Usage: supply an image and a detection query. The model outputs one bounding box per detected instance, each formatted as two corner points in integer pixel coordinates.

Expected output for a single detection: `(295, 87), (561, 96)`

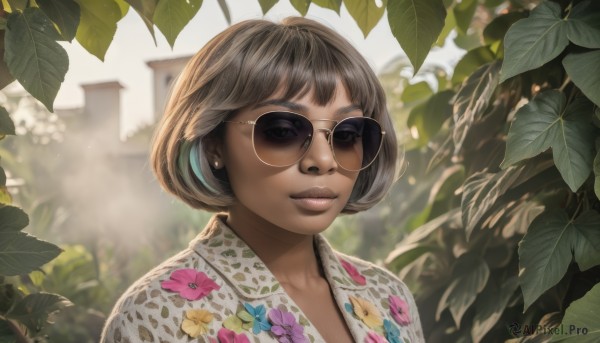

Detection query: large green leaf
(566, 0), (600, 49)
(0, 206), (28, 232)
(388, 0), (446, 73)
(153, 0), (202, 48)
(344, 0), (386, 37)
(501, 91), (596, 192)
(435, 8), (455, 47)
(5, 292), (72, 333)
(551, 283), (600, 342)
(0, 107), (15, 137)
(451, 46), (495, 85)
(258, 0), (279, 14)
(452, 61), (501, 155)
(436, 253), (489, 327)
(471, 277), (519, 343)
(563, 50), (600, 107)
(0, 31), (15, 90)
(401, 81), (433, 105)
(500, 1), (568, 82)
(75, 0), (123, 61)
(290, 0), (311, 15)
(408, 89), (453, 145)
(125, 0), (157, 43)
(4, 8), (68, 112)
(483, 10), (528, 45)
(313, 0), (341, 13)
(519, 210), (600, 311)
(0, 231), (62, 276)
(595, 139), (600, 201)
(453, 0), (476, 34)
(36, 0), (80, 42)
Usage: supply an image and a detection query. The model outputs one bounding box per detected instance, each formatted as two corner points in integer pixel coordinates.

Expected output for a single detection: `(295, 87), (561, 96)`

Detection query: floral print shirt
(101, 214), (424, 343)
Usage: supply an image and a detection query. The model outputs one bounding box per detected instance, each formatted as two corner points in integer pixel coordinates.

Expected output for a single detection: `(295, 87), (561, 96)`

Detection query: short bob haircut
(150, 17), (399, 214)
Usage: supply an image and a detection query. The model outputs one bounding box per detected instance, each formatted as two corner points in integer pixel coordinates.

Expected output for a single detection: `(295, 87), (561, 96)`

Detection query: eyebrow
(252, 99), (363, 117)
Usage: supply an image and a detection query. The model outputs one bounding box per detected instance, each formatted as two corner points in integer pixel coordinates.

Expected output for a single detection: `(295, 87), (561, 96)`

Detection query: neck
(225, 206), (322, 287)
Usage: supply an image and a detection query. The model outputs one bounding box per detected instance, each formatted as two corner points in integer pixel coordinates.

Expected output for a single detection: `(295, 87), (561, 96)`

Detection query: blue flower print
(243, 303), (272, 334)
(384, 319), (403, 343)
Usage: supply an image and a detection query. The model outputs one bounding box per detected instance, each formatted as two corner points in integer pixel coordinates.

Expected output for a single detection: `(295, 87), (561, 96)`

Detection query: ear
(203, 133), (225, 169)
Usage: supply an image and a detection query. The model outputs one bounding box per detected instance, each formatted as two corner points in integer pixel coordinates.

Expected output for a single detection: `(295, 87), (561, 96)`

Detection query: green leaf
(401, 81), (433, 105)
(313, 0), (341, 13)
(344, 0), (386, 37)
(114, 0), (131, 16)
(500, 1), (568, 82)
(6, 0), (26, 11)
(6, 292), (72, 333)
(0, 107), (15, 136)
(4, 8), (68, 112)
(453, 0), (476, 34)
(0, 206), (28, 232)
(550, 283), (600, 342)
(566, 0), (600, 49)
(125, 0), (157, 43)
(0, 166), (5, 186)
(237, 310), (253, 322)
(594, 139), (600, 201)
(216, 0), (231, 24)
(153, 0), (202, 49)
(452, 61), (501, 155)
(501, 91), (596, 192)
(571, 210), (600, 271)
(451, 46), (496, 85)
(258, 0), (278, 14)
(388, 0), (446, 73)
(0, 31), (15, 90)
(385, 242), (436, 272)
(436, 253), (489, 327)
(0, 319), (16, 343)
(290, 0), (311, 15)
(408, 89), (453, 144)
(0, 231), (62, 276)
(483, 10), (528, 45)
(75, 0), (122, 61)
(563, 50), (600, 107)
(36, 0), (80, 42)
(223, 315), (244, 333)
(435, 8), (455, 46)
(471, 277), (519, 343)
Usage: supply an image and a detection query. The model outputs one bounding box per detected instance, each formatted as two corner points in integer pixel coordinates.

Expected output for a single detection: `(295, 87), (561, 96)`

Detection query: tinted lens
(252, 112), (313, 166)
(332, 117), (382, 171)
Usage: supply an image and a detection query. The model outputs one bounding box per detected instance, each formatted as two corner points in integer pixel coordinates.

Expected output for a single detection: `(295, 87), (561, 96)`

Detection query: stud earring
(214, 161), (220, 168)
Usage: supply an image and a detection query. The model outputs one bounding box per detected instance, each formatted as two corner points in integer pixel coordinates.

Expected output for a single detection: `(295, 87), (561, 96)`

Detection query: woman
(101, 17), (424, 343)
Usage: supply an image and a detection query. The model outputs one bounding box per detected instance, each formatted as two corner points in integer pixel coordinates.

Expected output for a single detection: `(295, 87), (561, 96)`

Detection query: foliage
(384, 0), (600, 342)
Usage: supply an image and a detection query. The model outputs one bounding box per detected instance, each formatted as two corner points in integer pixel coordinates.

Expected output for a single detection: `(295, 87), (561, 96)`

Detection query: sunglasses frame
(224, 111), (386, 171)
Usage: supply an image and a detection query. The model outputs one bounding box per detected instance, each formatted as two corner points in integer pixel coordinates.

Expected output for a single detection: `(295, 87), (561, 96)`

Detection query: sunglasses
(224, 111), (385, 171)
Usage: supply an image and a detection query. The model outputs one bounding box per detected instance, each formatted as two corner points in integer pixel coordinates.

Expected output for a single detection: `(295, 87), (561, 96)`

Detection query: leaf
(75, 0), (122, 61)
(483, 10), (528, 45)
(500, 1), (568, 82)
(388, 0), (446, 73)
(0, 166), (5, 186)
(563, 50), (600, 107)
(453, 0), (476, 34)
(153, 0), (202, 48)
(258, 0), (278, 14)
(313, 0), (341, 13)
(0, 107), (15, 136)
(385, 242), (437, 272)
(223, 315), (244, 333)
(401, 81), (433, 105)
(216, 0), (230, 24)
(518, 209), (600, 311)
(408, 89), (453, 144)
(435, 8), (455, 46)
(6, 292), (72, 333)
(0, 30), (15, 90)
(471, 277), (519, 343)
(125, 0), (157, 43)
(0, 231), (62, 276)
(4, 8), (68, 112)
(36, 0), (81, 41)
(0, 206), (28, 232)
(6, 0), (26, 11)
(501, 91), (596, 192)
(595, 139), (600, 201)
(452, 61), (501, 155)
(451, 46), (496, 85)
(566, 0), (600, 49)
(344, 0), (386, 37)
(114, 0), (131, 16)
(550, 283), (600, 342)
(436, 253), (489, 327)
(290, 0), (311, 15)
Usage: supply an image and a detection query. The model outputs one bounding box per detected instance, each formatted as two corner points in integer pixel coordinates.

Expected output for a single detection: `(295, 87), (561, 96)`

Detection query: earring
(214, 161), (220, 168)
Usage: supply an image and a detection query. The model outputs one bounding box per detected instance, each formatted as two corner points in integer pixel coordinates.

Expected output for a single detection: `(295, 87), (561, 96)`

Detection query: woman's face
(220, 84), (361, 236)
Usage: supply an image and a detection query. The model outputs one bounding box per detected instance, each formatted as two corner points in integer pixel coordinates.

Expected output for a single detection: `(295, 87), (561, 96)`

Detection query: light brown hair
(150, 17), (399, 213)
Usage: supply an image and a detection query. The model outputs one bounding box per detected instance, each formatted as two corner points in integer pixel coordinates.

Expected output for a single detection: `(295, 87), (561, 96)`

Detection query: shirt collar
(190, 214), (367, 300)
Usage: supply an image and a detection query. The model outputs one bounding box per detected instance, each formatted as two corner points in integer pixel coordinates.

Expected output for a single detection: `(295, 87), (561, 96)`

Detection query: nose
(299, 128), (337, 174)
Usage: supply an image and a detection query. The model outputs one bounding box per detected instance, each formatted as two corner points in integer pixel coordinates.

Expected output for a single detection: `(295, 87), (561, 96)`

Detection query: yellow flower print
(349, 296), (383, 329)
(181, 309), (214, 338)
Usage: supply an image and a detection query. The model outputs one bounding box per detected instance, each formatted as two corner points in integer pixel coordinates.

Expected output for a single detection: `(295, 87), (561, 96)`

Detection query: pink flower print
(389, 295), (411, 326)
(217, 328), (251, 343)
(268, 308), (308, 343)
(340, 259), (367, 285)
(365, 331), (387, 343)
(161, 268), (220, 301)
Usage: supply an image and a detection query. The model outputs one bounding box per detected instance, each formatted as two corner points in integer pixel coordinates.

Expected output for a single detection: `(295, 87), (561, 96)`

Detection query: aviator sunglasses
(224, 111), (385, 171)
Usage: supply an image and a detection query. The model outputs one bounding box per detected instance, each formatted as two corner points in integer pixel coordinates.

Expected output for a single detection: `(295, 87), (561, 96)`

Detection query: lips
(290, 187), (337, 199)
